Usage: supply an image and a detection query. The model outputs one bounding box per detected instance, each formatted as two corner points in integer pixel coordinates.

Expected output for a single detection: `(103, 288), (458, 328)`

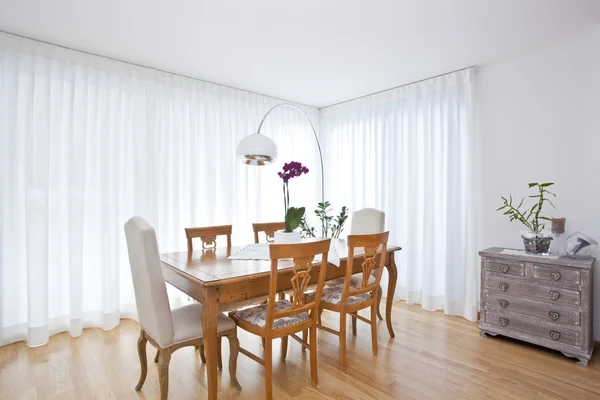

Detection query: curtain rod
(0, 29), (317, 110)
(320, 66), (474, 109)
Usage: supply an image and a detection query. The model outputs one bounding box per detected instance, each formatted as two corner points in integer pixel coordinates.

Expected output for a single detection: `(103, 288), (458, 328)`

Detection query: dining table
(160, 239), (401, 400)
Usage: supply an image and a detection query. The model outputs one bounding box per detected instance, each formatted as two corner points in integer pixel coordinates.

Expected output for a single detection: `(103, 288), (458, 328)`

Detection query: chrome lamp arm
(256, 103), (325, 204)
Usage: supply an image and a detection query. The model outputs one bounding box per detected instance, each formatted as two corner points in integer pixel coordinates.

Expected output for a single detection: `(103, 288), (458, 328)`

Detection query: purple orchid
(278, 161), (309, 232)
(278, 161), (309, 183)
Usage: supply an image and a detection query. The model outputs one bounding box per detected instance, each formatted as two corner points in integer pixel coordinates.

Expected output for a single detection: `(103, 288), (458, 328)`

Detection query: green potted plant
(274, 161), (308, 244)
(299, 201), (349, 238)
(497, 182), (556, 254)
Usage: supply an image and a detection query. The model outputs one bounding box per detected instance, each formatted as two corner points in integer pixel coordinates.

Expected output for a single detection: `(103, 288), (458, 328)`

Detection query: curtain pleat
(0, 33), (320, 346)
(320, 69), (477, 321)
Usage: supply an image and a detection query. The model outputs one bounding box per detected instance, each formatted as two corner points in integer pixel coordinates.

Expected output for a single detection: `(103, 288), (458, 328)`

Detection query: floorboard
(1, 302), (599, 399)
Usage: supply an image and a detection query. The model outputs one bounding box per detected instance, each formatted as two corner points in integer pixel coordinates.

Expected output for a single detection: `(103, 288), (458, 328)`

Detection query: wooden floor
(2, 302), (600, 400)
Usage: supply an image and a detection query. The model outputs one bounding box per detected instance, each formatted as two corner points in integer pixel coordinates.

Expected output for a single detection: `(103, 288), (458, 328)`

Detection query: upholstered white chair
(327, 208), (386, 325)
(124, 216), (241, 400)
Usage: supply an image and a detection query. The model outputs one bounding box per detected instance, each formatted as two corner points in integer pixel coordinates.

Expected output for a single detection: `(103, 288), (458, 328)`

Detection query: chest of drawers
(479, 247), (595, 366)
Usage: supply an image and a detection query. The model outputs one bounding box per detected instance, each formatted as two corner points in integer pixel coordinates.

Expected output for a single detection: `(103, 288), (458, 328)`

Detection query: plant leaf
(285, 207), (306, 231)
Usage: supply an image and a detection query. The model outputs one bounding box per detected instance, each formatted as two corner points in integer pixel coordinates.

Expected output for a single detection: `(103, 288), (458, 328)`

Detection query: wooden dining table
(160, 239), (401, 400)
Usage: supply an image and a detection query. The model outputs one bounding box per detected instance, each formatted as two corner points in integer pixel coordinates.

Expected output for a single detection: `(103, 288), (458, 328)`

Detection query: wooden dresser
(479, 247), (595, 366)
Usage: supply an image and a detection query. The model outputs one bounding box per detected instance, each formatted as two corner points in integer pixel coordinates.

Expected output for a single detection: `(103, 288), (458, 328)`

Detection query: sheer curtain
(0, 33), (321, 346)
(320, 69), (477, 321)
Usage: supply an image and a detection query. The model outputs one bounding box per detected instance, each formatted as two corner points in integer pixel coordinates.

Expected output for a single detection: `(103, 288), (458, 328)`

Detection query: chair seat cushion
(171, 303), (235, 345)
(327, 271), (376, 288)
(309, 284), (372, 305)
(229, 300), (309, 330)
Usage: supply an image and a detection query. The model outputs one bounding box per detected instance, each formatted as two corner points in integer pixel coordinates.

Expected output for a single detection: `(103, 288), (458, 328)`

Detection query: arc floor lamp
(235, 103), (325, 203)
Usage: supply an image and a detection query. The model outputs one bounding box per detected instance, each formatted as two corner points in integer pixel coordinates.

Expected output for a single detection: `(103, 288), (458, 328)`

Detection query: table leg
(202, 287), (219, 400)
(384, 252), (397, 338)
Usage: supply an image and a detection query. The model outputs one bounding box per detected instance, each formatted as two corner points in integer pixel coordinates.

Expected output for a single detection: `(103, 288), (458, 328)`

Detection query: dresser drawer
(485, 311), (581, 347)
(529, 263), (581, 287)
(485, 275), (581, 307)
(483, 258), (525, 278)
(484, 293), (581, 327)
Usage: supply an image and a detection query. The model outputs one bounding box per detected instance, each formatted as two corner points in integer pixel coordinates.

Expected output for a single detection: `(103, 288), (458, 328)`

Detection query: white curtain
(0, 33), (321, 347)
(320, 69), (478, 321)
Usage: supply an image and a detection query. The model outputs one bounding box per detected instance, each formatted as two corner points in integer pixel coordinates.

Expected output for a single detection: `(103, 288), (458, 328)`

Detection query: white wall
(477, 25), (600, 338)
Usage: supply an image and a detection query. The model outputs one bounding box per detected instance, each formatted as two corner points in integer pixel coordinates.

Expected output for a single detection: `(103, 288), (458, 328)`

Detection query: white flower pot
(274, 230), (301, 244)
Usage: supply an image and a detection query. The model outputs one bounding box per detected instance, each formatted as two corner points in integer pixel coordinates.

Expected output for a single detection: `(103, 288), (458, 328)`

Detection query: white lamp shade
(236, 133), (278, 165)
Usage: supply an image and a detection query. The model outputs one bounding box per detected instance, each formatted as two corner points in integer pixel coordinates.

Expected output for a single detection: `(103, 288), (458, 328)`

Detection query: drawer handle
(499, 299), (508, 308)
(549, 291), (560, 300)
(549, 311), (560, 321)
(499, 318), (508, 327)
(500, 265), (509, 273)
(499, 283), (508, 292)
(550, 272), (561, 281)
(550, 331), (560, 340)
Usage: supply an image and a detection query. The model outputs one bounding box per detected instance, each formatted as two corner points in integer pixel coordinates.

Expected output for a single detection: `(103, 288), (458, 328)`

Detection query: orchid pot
(274, 230), (302, 244)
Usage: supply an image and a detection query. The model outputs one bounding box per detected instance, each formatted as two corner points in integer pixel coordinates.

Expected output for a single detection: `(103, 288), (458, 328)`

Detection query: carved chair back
(185, 225), (232, 252)
(267, 239), (331, 333)
(252, 222), (285, 244)
(343, 232), (389, 301)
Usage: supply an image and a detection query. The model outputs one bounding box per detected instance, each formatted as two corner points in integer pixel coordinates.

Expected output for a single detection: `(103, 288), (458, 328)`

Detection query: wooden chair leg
(309, 325), (318, 386)
(154, 349), (159, 363)
(135, 330), (148, 391)
(262, 337), (266, 349)
(226, 333), (242, 391)
(278, 292), (285, 301)
(158, 348), (171, 400)
(376, 286), (383, 321)
(371, 304), (378, 355)
(265, 338), (273, 400)
(199, 344), (206, 363)
(217, 337), (223, 370)
(318, 307), (324, 325)
(351, 315), (357, 336)
(302, 329), (308, 352)
(281, 336), (288, 361)
(339, 312), (347, 371)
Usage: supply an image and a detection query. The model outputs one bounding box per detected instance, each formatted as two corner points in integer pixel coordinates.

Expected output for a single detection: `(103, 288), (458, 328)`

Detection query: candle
(551, 217), (566, 234)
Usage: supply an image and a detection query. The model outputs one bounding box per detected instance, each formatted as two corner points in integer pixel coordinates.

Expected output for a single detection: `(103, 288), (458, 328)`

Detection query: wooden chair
(254, 221), (293, 303)
(253, 222), (285, 243)
(310, 231), (389, 371)
(327, 208), (385, 322)
(184, 224), (234, 369)
(185, 224), (232, 252)
(124, 217), (240, 400)
(229, 239), (331, 400)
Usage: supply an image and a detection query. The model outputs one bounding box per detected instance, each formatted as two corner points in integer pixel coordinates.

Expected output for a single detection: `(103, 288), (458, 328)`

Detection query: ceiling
(1, 0), (599, 108)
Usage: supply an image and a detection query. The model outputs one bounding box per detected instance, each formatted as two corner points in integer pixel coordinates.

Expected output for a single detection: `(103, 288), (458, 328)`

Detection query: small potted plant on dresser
(497, 182), (556, 254)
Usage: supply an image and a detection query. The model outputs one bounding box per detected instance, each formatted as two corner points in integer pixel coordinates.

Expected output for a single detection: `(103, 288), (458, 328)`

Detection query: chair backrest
(350, 208), (385, 234)
(253, 222), (286, 243)
(267, 239), (331, 333)
(185, 225), (232, 252)
(343, 232), (389, 301)
(124, 217), (174, 347)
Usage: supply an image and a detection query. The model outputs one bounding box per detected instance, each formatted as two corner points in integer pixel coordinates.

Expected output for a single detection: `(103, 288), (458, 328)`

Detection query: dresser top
(479, 247), (595, 269)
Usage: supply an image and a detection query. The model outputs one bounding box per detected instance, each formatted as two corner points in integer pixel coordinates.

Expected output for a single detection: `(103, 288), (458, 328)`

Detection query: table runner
(228, 242), (341, 267)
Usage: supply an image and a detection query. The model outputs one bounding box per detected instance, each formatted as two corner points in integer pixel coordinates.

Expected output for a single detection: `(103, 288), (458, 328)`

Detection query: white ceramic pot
(274, 230), (302, 244)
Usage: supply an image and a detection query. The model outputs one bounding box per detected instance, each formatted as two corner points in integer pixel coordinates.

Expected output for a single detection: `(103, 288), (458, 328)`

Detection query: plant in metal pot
(497, 182), (556, 254)
(300, 201), (349, 238)
(278, 161), (309, 239)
